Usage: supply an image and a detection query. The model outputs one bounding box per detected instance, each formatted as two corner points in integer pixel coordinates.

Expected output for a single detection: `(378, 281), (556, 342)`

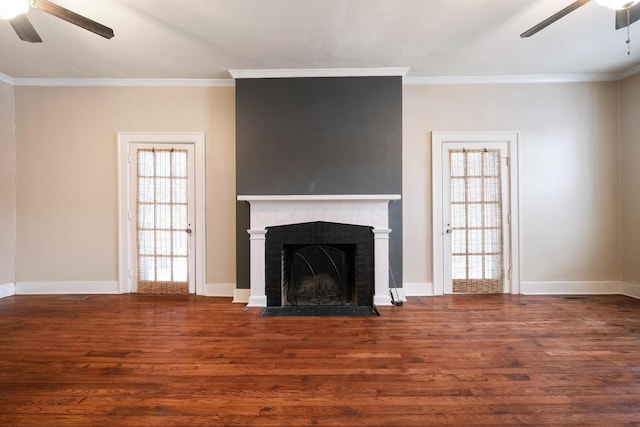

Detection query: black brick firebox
(264, 221), (374, 307)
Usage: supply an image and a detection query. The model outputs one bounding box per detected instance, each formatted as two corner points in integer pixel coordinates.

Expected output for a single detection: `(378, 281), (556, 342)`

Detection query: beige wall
(620, 73), (640, 285)
(403, 82), (621, 286)
(14, 86), (236, 285)
(0, 81), (15, 285)
(11, 80), (626, 291)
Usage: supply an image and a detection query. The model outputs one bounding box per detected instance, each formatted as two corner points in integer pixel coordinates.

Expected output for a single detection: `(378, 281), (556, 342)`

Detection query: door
(130, 143), (195, 294)
(443, 142), (509, 293)
(432, 132), (519, 295)
(117, 132), (206, 295)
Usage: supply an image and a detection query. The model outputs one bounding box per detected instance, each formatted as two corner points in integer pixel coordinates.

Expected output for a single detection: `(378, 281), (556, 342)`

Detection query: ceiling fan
(0, 0), (114, 43)
(521, 0), (640, 38)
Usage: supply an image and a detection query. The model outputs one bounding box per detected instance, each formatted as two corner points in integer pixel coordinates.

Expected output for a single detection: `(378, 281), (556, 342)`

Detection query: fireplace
(284, 244), (355, 306)
(237, 194), (401, 307)
(265, 221), (373, 307)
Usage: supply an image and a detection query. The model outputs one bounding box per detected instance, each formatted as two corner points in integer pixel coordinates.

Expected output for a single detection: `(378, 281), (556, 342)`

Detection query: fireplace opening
(264, 221), (374, 308)
(283, 244), (356, 306)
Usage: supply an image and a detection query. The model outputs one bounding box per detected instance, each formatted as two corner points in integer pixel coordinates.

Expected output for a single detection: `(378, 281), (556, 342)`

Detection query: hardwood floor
(1, 294), (640, 426)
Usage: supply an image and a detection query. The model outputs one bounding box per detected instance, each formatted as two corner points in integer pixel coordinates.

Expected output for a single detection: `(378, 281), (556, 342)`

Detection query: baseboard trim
(247, 295), (266, 307)
(203, 283), (236, 297)
(10, 280), (638, 301)
(401, 281), (639, 299)
(15, 281), (119, 295)
(404, 282), (434, 297)
(521, 281), (627, 296)
(389, 287), (407, 302)
(0, 282), (16, 298)
(619, 282), (640, 299)
(233, 288), (251, 303)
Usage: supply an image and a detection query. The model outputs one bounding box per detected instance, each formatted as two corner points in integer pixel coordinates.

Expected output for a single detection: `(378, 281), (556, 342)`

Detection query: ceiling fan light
(0, 0), (29, 20)
(596, 0), (640, 10)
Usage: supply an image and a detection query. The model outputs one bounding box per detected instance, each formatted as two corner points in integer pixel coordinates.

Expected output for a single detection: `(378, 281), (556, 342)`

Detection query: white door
(117, 132), (206, 295)
(432, 132), (519, 295)
(130, 143), (196, 294)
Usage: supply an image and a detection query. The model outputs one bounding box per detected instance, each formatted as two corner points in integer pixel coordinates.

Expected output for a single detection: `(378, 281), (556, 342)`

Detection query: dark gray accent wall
(236, 76), (402, 290)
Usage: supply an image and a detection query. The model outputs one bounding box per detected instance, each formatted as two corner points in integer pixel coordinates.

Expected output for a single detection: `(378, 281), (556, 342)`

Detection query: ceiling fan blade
(32, 0), (114, 39)
(615, 2), (640, 29)
(9, 15), (43, 43)
(520, 0), (591, 38)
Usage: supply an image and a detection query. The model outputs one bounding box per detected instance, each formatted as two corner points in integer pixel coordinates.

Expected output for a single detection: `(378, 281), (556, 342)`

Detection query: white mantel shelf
(238, 194), (401, 308)
(238, 194), (401, 202)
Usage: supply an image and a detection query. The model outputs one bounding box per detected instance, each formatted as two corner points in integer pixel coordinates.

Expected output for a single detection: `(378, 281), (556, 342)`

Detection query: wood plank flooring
(1, 294), (640, 426)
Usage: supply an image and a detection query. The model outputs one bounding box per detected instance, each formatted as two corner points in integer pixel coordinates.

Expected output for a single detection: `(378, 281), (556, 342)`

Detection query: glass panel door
(448, 148), (504, 293)
(442, 141), (510, 294)
(132, 145), (194, 294)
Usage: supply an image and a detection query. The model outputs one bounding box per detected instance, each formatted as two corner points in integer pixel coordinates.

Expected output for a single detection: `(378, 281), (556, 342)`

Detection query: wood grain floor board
(1, 294), (639, 426)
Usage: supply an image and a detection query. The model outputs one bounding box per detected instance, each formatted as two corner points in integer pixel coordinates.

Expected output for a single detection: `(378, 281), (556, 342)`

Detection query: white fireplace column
(247, 229), (267, 307)
(238, 194), (401, 307)
(372, 228), (392, 306)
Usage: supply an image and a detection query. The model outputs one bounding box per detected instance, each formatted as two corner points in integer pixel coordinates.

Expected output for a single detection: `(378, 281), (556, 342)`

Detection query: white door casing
(432, 132), (520, 296)
(117, 132), (206, 295)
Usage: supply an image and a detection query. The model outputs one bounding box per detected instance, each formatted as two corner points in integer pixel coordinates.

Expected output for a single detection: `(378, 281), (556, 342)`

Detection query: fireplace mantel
(238, 194), (401, 201)
(238, 194), (401, 307)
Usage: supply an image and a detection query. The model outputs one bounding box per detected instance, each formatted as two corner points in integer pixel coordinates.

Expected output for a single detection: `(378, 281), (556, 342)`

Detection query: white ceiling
(1, 0), (640, 81)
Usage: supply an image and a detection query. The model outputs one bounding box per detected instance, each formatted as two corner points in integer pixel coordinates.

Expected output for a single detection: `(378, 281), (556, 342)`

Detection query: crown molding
(1, 67), (637, 87)
(619, 62), (640, 80)
(0, 72), (15, 85)
(403, 72), (622, 85)
(228, 68), (410, 79)
(12, 78), (235, 87)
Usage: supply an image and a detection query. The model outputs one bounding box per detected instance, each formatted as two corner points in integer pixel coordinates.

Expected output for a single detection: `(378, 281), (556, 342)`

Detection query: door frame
(117, 132), (206, 295)
(432, 131), (520, 296)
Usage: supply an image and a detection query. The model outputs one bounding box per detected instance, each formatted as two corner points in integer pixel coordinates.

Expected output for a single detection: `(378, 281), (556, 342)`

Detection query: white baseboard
(233, 287), (410, 305)
(389, 286), (407, 302)
(246, 294), (266, 307)
(403, 282), (434, 297)
(619, 281), (640, 299)
(400, 281), (639, 299)
(0, 282), (16, 298)
(11, 280), (638, 301)
(232, 284), (428, 305)
(203, 283), (235, 297)
(521, 281), (627, 296)
(374, 293), (393, 306)
(15, 281), (119, 295)
(233, 288), (251, 303)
